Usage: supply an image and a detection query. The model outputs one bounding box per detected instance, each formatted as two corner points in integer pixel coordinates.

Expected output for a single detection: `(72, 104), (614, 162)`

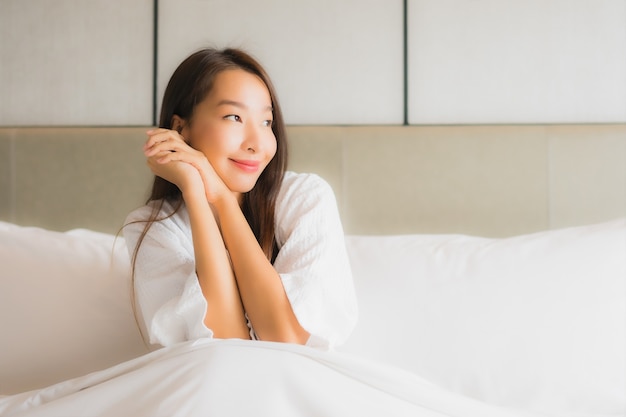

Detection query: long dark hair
(131, 48), (288, 274)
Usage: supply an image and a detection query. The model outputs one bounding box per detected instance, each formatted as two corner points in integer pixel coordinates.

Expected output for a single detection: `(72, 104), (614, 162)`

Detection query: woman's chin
(228, 180), (258, 196)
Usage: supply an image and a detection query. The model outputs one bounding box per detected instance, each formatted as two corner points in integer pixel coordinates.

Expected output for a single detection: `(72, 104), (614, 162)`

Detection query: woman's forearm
(213, 194), (310, 344)
(184, 190), (250, 339)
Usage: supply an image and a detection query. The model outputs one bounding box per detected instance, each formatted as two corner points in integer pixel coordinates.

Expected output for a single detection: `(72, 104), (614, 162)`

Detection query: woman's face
(182, 69), (277, 199)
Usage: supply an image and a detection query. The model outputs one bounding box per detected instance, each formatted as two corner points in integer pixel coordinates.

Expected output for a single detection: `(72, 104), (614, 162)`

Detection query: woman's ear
(170, 115), (188, 140)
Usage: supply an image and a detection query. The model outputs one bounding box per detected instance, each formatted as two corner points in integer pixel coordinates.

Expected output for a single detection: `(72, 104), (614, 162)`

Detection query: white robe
(123, 171), (358, 349)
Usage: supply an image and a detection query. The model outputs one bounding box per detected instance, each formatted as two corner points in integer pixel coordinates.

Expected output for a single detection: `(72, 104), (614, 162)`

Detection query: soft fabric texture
(0, 339), (538, 417)
(123, 171), (358, 349)
(0, 223), (149, 394)
(0, 218), (624, 416)
(341, 218), (626, 416)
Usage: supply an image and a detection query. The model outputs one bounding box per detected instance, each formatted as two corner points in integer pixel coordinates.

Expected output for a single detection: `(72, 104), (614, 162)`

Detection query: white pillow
(0, 222), (149, 394)
(2, 218), (624, 417)
(341, 219), (625, 416)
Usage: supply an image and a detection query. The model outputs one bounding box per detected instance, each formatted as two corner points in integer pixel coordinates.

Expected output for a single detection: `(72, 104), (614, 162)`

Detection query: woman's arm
(144, 129), (249, 339)
(184, 190), (250, 339)
(270, 173), (358, 348)
(213, 194), (310, 344)
(146, 128), (308, 343)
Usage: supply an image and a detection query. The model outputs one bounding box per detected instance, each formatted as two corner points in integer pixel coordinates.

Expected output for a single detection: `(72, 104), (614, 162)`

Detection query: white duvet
(0, 339), (539, 417)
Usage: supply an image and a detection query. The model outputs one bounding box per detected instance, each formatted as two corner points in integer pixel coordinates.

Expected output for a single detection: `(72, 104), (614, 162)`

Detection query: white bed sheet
(0, 339), (540, 417)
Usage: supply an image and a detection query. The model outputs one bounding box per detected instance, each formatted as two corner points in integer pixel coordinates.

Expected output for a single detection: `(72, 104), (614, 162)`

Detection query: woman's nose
(243, 124), (262, 153)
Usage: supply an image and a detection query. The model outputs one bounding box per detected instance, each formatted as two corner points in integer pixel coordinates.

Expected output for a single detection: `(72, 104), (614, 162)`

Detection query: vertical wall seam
(9, 129), (16, 223)
(340, 133), (347, 228)
(403, 0), (408, 126)
(546, 126), (552, 230)
(152, 0), (159, 126)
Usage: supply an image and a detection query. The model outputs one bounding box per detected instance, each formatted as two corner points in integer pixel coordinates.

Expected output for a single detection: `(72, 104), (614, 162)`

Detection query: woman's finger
(144, 129), (185, 151)
(144, 133), (178, 151)
(144, 137), (192, 157)
(155, 148), (204, 165)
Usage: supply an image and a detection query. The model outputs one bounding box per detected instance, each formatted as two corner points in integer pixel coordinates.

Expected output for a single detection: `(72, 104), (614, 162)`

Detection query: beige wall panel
(408, 0), (626, 124)
(5, 125), (624, 236)
(341, 126), (549, 236)
(0, 130), (15, 221)
(548, 125), (626, 229)
(0, 0), (153, 126)
(13, 128), (153, 233)
(286, 127), (344, 209)
(158, 0), (404, 125)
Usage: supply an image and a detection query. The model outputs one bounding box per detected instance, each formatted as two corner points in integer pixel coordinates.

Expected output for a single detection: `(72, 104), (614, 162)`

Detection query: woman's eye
(224, 114), (241, 122)
(262, 120), (273, 127)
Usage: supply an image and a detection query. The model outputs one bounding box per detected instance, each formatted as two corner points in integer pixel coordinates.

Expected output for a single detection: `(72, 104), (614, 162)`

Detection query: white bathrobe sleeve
(273, 172), (358, 349)
(123, 202), (213, 347)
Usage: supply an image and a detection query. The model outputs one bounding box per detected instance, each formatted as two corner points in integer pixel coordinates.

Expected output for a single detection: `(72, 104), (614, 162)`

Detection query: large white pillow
(0, 222), (149, 395)
(341, 218), (626, 416)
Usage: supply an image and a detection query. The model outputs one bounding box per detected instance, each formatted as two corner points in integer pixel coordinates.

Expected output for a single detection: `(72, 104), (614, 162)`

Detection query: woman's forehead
(207, 69), (272, 108)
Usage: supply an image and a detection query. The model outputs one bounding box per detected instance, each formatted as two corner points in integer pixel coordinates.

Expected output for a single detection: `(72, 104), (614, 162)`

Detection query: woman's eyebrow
(217, 99), (273, 112)
(217, 99), (245, 108)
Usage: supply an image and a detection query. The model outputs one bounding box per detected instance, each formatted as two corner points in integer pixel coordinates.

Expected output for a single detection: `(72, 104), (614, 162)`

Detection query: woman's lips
(231, 158), (261, 173)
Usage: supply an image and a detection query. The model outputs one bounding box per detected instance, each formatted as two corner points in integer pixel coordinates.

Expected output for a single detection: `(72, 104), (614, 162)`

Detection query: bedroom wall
(1, 0), (624, 126)
(0, 125), (624, 236)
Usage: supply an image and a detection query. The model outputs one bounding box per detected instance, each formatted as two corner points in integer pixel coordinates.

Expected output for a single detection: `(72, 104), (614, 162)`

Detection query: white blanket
(1, 339), (539, 417)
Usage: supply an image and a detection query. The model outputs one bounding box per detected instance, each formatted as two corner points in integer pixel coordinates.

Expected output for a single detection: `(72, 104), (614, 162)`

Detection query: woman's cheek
(267, 135), (278, 159)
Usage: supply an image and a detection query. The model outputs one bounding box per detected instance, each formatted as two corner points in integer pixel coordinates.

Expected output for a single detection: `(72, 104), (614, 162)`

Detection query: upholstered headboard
(1, 124), (624, 237)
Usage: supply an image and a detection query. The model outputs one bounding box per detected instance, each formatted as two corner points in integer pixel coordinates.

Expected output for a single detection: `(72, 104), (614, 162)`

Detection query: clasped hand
(143, 129), (230, 204)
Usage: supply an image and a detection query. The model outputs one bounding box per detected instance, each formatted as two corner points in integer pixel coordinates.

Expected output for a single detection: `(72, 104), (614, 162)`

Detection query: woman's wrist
(211, 191), (239, 214)
(180, 174), (207, 203)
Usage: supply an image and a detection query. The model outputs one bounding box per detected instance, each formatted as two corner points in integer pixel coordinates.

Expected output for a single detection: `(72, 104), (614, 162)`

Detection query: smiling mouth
(231, 159), (261, 172)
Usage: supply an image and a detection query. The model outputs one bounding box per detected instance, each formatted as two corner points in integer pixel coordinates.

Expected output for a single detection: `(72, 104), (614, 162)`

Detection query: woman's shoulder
(125, 199), (172, 222)
(275, 172), (338, 232)
(124, 199), (190, 234)
(279, 171), (334, 201)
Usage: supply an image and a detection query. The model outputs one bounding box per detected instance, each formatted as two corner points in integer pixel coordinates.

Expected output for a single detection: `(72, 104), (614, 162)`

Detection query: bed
(0, 125), (624, 416)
